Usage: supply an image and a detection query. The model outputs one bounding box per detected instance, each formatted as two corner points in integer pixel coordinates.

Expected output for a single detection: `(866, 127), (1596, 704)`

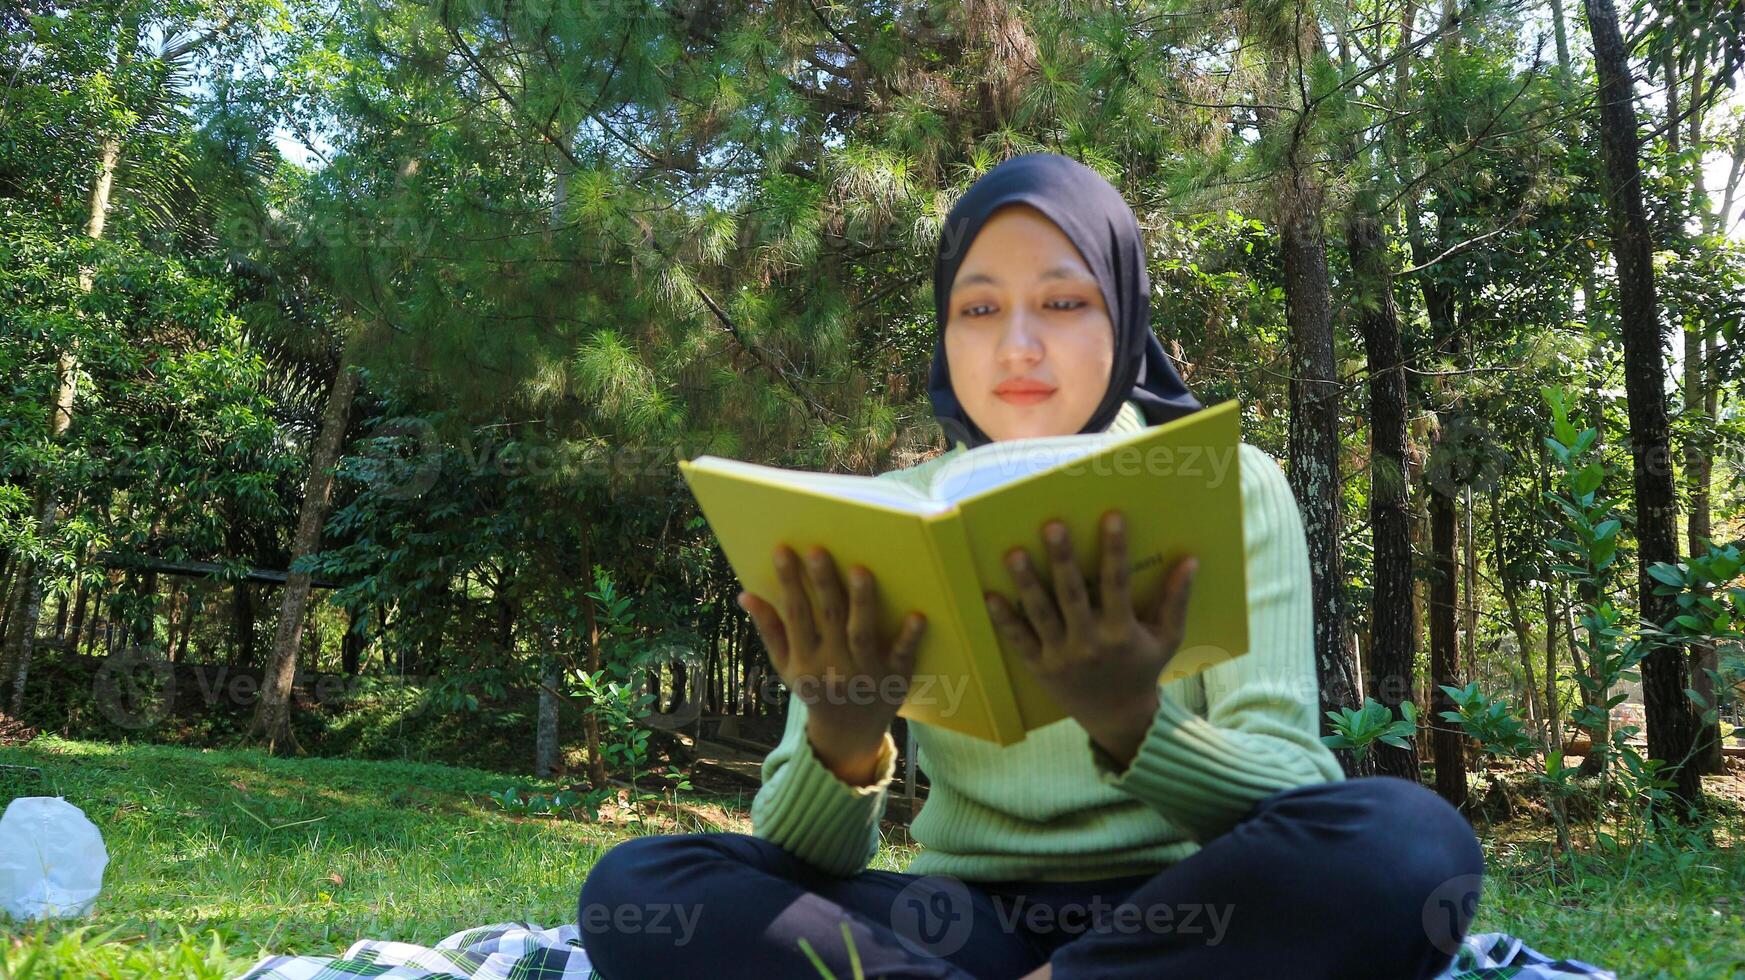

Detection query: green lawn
(0, 737), (754, 977)
(0, 737), (1741, 978)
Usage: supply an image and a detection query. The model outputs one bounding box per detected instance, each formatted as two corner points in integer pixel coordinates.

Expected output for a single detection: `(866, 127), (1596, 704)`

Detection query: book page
(926, 432), (1126, 504)
(682, 456), (949, 514)
(947, 399), (1248, 734)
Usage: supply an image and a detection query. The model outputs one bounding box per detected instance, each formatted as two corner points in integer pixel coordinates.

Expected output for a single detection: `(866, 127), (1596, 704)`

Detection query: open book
(678, 399), (1248, 746)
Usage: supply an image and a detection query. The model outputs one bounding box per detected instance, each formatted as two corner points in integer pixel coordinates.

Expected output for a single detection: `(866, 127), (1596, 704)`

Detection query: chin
(982, 408), (1077, 442)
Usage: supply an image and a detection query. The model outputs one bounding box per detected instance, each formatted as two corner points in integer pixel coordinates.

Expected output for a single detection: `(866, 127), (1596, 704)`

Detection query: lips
(994, 378), (1057, 404)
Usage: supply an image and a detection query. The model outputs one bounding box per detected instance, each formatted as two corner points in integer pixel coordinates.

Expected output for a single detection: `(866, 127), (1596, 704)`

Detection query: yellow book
(677, 398), (1248, 747)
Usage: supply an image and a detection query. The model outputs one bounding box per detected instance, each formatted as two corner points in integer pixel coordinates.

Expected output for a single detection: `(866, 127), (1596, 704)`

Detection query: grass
(0, 736), (764, 977)
(1, 737), (1742, 978)
(1475, 833), (1745, 977)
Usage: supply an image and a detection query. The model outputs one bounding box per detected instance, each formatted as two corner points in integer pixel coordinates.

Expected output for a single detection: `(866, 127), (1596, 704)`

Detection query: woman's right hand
(737, 544), (927, 784)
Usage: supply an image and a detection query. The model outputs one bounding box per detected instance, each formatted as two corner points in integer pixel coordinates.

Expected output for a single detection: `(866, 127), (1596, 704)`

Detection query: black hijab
(927, 152), (1201, 450)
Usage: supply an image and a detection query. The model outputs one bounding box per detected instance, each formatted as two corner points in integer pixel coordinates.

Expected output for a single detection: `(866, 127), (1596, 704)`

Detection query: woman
(578, 153), (1484, 979)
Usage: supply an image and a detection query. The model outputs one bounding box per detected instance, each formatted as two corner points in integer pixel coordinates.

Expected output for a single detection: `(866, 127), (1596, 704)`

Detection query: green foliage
(574, 565), (680, 781)
(1437, 683), (1536, 758)
(1321, 698), (1418, 753)
(1540, 384), (1644, 779)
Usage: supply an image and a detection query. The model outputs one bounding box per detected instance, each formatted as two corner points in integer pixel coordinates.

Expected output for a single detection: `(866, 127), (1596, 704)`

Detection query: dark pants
(577, 776), (1484, 979)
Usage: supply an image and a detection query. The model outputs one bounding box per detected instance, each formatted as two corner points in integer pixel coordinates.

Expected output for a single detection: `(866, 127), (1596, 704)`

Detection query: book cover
(678, 399), (1248, 746)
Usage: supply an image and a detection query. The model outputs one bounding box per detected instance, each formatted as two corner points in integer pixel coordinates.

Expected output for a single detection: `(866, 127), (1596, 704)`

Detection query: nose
(995, 307), (1043, 368)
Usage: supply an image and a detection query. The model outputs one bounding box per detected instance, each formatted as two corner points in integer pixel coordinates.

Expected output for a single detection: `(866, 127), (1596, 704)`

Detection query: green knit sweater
(748, 401), (1344, 882)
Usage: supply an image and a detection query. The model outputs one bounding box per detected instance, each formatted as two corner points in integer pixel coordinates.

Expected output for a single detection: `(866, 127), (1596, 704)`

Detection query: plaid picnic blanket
(235, 923), (1614, 979)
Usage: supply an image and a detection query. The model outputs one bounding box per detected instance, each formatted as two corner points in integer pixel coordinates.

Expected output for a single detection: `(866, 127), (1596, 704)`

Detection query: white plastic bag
(0, 796), (109, 920)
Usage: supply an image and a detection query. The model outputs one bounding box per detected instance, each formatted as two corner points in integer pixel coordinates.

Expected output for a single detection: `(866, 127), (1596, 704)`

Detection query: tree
(1349, 208), (1422, 780)
(1246, 0), (1363, 771)
(0, 0), (284, 714)
(250, 347), (359, 754)
(1582, 0), (1702, 809)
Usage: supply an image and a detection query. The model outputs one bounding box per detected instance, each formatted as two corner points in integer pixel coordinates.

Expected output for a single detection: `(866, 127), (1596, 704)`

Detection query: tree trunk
(303, 602), (322, 674)
(1489, 485), (1541, 740)
(1349, 210), (1421, 781)
(1277, 169), (1361, 774)
(1541, 581), (1563, 753)
(575, 541), (608, 788)
(1583, 0), (1701, 809)
(341, 609), (364, 676)
(1680, 60), (1722, 776)
(581, 600), (607, 785)
(231, 581), (256, 666)
(51, 593), (69, 641)
(66, 578), (89, 654)
(1429, 485), (1467, 810)
(171, 585), (194, 662)
(1462, 487), (1478, 706)
(670, 660), (688, 714)
(1690, 328), (1722, 774)
(0, 558), (14, 642)
(1566, 557), (1613, 776)
(251, 354), (360, 754)
(536, 638), (561, 779)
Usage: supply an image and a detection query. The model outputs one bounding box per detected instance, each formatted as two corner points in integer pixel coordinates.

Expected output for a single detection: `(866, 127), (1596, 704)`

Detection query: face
(944, 203), (1116, 442)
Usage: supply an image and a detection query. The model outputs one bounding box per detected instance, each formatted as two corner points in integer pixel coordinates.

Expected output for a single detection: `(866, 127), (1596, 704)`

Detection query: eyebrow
(952, 264), (1094, 291)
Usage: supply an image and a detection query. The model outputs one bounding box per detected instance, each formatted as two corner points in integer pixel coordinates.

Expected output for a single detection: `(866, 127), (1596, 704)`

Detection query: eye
(958, 297), (1087, 318)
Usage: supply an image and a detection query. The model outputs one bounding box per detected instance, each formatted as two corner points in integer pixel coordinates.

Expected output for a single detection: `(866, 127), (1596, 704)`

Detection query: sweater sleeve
(1086, 442), (1345, 842)
(744, 452), (933, 876)
(750, 692), (899, 877)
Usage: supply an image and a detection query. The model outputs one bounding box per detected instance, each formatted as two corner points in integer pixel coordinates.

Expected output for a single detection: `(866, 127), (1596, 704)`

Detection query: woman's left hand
(985, 510), (1197, 755)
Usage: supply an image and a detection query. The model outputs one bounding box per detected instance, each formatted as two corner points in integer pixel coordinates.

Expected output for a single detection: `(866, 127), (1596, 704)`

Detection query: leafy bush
(1321, 698), (1417, 754)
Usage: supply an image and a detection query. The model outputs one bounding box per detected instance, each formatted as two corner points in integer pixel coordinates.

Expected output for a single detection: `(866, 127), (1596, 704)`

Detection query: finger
(888, 611), (927, 689)
(1098, 511), (1132, 636)
(804, 546), (850, 651)
(844, 564), (879, 662)
(738, 591), (789, 673)
(1153, 557), (1198, 652)
(984, 593), (1041, 665)
(773, 545), (819, 656)
(1006, 547), (1065, 647)
(1043, 521), (1094, 640)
